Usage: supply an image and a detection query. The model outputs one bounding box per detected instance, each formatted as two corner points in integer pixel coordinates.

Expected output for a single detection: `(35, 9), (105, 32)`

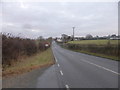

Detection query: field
(64, 40), (119, 61)
(68, 40), (119, 45)
(3, 48), (55, 77)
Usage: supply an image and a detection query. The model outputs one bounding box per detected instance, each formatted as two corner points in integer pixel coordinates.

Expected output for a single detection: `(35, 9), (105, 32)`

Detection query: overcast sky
(1, 1), (118, 38)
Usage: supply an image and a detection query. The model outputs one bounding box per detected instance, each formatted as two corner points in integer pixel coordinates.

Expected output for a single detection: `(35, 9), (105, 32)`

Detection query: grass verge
(3, 48), (55, 77)
(72, 49), (119, 61)
(60, 44), (119, 61)
(65, 40), (119, 61)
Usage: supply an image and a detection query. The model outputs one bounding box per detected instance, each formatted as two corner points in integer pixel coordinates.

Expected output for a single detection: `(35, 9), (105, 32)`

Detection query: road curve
(52, 41), (118, 88)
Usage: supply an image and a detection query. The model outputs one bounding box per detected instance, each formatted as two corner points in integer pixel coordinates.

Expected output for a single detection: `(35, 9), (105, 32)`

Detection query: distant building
(56, 38), (62, 42)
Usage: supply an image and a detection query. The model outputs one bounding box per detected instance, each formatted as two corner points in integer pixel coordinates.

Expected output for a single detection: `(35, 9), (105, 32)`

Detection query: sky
(1, 0), (119, 38)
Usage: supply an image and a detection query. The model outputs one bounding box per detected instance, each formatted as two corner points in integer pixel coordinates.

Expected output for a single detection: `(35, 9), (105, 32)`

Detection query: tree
(86, 34), (93, 40)
(38, 36), (44, 41)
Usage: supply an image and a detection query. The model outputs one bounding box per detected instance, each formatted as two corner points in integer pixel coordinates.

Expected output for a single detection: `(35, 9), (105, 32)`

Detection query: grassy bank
(3, 48), (55, 77)
(63, 40), (119, 61)
(71, 49), (119, 61)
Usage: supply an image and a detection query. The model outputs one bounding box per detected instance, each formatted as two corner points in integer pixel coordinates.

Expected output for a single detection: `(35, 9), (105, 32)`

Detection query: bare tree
(86, 34), (93, 40)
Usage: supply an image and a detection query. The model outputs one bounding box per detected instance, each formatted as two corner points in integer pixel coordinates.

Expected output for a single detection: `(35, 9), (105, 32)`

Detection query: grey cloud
(1, 1), (118, 38)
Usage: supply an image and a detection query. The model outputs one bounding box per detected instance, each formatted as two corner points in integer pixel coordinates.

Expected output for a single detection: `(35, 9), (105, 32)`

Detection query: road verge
(3, 48), (55, 77)
(58, 40), (119, 61)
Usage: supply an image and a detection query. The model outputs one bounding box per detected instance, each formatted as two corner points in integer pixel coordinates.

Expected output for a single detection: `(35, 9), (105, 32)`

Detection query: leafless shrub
(65, 43), (119, 58)
(2, 34), (50, 68)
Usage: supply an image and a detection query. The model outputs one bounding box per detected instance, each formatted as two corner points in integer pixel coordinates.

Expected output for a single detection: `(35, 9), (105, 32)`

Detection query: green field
(68, 40), (119, 45)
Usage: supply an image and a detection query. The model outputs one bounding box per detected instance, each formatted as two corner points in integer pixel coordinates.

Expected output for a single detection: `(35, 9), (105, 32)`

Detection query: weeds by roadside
(3, 48), (55, 77)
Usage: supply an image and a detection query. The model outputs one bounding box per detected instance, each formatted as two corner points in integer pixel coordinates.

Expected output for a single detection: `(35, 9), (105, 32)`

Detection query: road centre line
(58, 64), (60, 67)
(60, 70), (63, 75)
(82, 60), (120, 75)
(65, 85), (70, 89)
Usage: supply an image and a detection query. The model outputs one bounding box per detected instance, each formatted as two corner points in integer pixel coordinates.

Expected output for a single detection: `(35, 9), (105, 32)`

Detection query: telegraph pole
(72, 27), (75, 41)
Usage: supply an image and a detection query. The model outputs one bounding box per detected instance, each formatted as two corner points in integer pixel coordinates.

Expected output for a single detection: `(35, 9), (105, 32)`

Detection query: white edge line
(82, 60), (120, 75)
(60, 70), (63, 75)
(52, 49), (57, 63)
(55, 57), (58, 62)
(56, 59), (58, 62)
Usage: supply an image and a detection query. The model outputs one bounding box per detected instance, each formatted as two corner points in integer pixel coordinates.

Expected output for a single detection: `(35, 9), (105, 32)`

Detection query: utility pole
(72, 27), (75, 41)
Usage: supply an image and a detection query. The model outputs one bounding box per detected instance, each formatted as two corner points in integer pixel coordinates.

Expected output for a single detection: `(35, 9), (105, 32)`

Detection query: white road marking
(60, 70), (63, 75)
(58, 64), (60, 67)
(56, 59), (57, 62)
(82, 60), (120, 75)
(55, 57), (58, 62)
(65, 85), (69, 89)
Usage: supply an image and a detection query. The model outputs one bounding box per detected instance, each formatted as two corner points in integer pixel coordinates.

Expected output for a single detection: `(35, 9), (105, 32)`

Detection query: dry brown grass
(3, 48), (55, 77)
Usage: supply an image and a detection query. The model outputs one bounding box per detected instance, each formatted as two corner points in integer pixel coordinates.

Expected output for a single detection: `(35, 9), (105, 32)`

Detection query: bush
(65, 43), (119, 58)
(2, 34), (50, 67)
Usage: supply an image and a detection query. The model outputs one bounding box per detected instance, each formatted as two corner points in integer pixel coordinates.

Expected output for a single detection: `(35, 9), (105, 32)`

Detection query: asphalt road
(52, 41), (119, 88)
(3, 41), (119, 88)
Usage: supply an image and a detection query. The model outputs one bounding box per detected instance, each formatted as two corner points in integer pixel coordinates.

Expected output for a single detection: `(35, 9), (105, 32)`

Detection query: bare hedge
(2, 34), (50, 67)
(64, 43), (119, 59)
